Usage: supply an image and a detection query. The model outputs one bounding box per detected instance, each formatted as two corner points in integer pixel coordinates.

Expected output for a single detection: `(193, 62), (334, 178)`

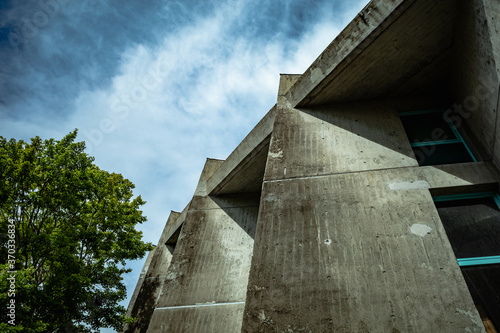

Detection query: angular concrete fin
(476, 0), (500, 168)
(161, 203), (190, 246)
(207, 107), (276, 195)
(278, 74), (301, 106)
(124, 210), (183, 333)
(158, 211), (181, 246)
(193, 158), (225, 197)
(284, 0), (410, 106)
(124, 248), (156, 323)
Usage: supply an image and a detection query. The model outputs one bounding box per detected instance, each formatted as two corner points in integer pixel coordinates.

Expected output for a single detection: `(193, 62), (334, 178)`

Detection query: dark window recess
(435, 196), (500, 331)
(436, 197), (500, 258)
(399, 109), (476, 166)
(412, 143), (474, 166)
(461, 265), (500, 332)
(400, 111), (456, 143)
(165, 224), (183, 254)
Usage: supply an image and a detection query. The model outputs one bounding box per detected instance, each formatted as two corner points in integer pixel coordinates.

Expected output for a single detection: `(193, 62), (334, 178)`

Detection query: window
(399, 109), (476, 166)
(433, 192), (500, 331)
(165, 223), (183, 254)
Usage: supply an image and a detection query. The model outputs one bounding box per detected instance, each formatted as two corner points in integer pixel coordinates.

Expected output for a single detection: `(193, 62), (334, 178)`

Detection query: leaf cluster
(0, 130), (153, 332)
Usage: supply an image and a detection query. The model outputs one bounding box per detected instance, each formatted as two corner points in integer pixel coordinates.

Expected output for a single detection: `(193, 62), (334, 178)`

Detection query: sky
(0, 0), (369, 331)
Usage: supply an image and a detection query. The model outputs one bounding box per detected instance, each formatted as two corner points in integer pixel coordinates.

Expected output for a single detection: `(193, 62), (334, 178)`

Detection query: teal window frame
(432, 191), (500, 267)
(399, 109), (477, 164)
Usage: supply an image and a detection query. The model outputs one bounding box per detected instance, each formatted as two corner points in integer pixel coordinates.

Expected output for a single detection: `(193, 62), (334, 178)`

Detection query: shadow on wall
(210, 192), (261, 240)
(126, 276), (161, 333)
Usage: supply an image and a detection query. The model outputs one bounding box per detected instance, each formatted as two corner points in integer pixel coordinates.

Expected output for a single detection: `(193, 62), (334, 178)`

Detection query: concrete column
(146, 160), (260, 332)
(124, 211), (181, 333)
(451, 0), (500, 162)
(241, 103), (486, 332)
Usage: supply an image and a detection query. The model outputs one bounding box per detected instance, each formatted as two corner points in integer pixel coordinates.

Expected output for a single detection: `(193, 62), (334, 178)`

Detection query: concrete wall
(124, 211), (181, 333)
(241, 100), (496, 332)
(124, 248), (156, 333)
(283, 0), (411, 107)
(126, 1), (500, 331)
(484, 0), (500, 169)
(265, 102), (418, 181)
(451, 0), (500, 161)
(145, 160), (260, 332)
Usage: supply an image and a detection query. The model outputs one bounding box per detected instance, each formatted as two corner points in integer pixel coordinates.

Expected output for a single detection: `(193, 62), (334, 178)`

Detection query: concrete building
(124, 0), (500, 331)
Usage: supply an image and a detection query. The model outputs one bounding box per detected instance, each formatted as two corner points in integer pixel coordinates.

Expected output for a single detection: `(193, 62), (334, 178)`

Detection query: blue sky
(0, 0), (369, 331)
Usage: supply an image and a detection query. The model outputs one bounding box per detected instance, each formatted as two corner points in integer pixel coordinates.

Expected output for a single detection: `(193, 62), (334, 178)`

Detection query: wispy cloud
(0, 0), (369, 330)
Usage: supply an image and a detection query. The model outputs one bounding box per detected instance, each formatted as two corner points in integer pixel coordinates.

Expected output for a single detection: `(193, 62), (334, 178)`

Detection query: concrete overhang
(206, 106), (276, 195)
(160, 206), (188, 245)
(284, 0), (458, 107)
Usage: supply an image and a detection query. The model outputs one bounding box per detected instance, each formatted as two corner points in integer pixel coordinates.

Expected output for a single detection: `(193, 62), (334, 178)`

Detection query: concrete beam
(146, 303), (246, 332)
(146, 159), (261, 332)
(265, 102), (419, 181)
(283, 0), (412, 107)
(160, 204), (189, 249)
(193, 158), (225, 197)
(243, 87), (499, 330)
(277, 74), (301, 107)
(206, 107), (275, 195)
(283, 0), (459, 107)
(124, 211), (181, 333)
(451, 0), (500, 163)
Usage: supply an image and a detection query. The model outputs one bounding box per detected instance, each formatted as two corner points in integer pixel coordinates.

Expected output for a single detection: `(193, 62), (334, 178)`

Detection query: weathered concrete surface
(278, 74), (301, 107)
(242, 165), (494, 332)
(124, 249), (156, 333)
(265, 101), (418, 181)
(451, 0), (500, 162)
(146, 159), (261, 332)
(283, 0), (460, 107)
(147, 303), (246, 333)
(421, 162), (500, 192)
(155, 194), (259, 308)
(159, 204), (189, 254)
(207, 108), (275, 195)
(193, 158), (225, 197)
(126, 0), (500, 331)
(242, 81), (498, 331)
(483, 0), (500, 168)
(283, 0), (409, 106)
(124, 211), (181, 333)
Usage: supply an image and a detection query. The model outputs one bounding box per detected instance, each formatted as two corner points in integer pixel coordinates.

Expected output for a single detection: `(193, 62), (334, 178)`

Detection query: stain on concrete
(410, 223), (432, 237)
(310, 67), (324, 84)
(124, 278), (161, 333)
(269, 149), (284, 159)
(258, 309), (266, 321)
(264, 194), (278, 202)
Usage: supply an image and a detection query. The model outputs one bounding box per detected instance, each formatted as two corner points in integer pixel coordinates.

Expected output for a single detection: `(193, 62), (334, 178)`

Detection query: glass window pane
(435, 197), (500, 331)
(400, 112), (457, 143)
(436, 197), (500, 258)
(413, 143), (474, 166)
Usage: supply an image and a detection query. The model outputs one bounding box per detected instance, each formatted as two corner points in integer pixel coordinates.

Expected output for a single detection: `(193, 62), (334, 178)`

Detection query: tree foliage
(0, 130), (153, 332)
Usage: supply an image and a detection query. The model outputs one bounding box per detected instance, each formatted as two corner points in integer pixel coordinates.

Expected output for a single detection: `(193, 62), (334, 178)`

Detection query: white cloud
(2, 1), (371, 330)
(69, 1), (371, 322)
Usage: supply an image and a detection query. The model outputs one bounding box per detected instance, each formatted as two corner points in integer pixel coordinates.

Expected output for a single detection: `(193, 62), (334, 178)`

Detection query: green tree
(0, 130), (153, 332)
